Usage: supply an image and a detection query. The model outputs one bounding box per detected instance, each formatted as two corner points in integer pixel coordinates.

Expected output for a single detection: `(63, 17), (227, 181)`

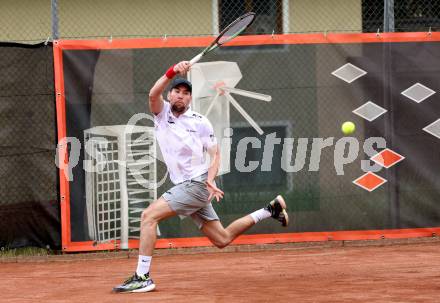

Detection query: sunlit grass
(0, 246), (57, 258)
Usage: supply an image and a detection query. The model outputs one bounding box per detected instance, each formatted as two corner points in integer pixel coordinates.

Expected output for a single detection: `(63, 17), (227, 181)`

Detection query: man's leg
(139, 197), (177, 256)
(202, 215), (254, 249)
(113, 197), (176, 293)
(202, 195), (289, 248)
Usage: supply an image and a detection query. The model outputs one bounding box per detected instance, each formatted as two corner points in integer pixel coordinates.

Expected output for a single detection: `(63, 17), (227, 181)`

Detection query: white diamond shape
(352, 101), (387, 122)
(401, 83), (436, 103)
(331, 63), (367, 83)
(423, 119), (440, 139)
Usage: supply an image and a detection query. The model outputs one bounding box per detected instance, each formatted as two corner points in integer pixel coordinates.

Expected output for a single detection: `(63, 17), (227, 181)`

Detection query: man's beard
(172, 103), (186, 113)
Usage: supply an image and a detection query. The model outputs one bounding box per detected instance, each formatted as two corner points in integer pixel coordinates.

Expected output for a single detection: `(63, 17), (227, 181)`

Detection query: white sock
(136, 255), (152, 276)
(249, 208), (271, 224)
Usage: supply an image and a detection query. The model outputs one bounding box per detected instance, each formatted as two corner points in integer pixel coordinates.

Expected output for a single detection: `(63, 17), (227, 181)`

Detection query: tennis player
(113, 61), (289, 293)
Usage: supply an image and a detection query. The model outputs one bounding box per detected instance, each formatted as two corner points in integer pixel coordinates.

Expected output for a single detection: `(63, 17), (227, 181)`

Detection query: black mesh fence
(0, 43), (59, 249)
(1, 1), (440, 42)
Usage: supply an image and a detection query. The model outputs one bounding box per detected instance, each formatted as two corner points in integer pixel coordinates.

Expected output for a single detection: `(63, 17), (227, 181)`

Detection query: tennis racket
(189, 12), (256, 65)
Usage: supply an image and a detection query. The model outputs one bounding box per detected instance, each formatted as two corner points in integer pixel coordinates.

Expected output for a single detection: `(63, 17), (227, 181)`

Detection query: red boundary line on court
(53, 32), (440, 252)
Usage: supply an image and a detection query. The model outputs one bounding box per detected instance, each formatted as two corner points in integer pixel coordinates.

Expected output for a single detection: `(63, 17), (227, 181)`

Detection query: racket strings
(218, 13), (255, 45)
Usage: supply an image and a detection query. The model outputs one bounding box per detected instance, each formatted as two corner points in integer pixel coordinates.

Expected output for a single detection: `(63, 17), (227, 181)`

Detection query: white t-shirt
(153, 101), (217, 184)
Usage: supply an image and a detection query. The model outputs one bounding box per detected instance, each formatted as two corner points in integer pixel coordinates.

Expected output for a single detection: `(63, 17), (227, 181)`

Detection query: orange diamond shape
(353, 172), (387, 192)
(371, 148), (405, 168)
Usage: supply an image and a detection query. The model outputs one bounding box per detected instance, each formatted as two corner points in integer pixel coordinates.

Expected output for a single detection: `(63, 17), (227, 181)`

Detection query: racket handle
(189, 53), (203, 65)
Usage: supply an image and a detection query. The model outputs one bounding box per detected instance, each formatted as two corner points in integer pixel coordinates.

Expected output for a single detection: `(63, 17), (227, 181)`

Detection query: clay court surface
(2, 239), (440, 302)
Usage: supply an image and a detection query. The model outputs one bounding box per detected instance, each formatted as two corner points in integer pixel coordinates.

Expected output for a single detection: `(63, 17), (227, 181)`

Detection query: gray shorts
(162, 174), (219, 229)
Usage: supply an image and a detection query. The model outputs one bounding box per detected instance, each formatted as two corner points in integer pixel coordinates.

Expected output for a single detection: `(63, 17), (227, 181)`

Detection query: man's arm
(206, 145), (224, 202)
(148, 61), (190, 115)
(206, 145), (220, 183)
(148, 75), (169, 115)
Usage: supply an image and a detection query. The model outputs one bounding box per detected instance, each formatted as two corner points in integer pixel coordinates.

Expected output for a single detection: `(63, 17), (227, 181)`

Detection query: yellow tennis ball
(341, 121), (355, 135)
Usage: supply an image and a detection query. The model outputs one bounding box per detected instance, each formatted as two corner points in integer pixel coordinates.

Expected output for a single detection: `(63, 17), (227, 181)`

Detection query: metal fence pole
(384, 0), (395, 32)
(51, 0), (59, 39)
(383, 0), (398, 228)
